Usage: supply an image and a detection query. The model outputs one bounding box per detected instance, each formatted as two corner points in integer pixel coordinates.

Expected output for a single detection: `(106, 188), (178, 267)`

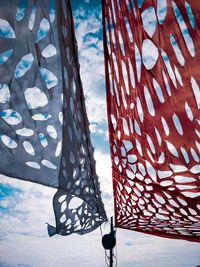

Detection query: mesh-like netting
(102, 0), (200, 241)
(0, 0), (106, 236)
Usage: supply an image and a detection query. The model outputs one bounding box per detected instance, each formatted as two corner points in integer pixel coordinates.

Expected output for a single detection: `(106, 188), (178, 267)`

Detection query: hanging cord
(105, 250), (110, 266)
(104, 245), (118, 267)
(113, 239), (118, 267)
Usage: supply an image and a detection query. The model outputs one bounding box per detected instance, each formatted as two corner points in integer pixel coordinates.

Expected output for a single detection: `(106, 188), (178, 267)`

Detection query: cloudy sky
(0, 0), (200, 266)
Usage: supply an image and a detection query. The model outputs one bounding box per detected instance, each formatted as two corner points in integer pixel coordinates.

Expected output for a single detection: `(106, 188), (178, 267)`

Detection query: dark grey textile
(0, 0), (107, 235)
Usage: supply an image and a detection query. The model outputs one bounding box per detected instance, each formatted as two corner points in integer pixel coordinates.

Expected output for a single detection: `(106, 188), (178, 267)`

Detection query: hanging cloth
(0, 0), (106, 235)
(102, 0), (200, 242)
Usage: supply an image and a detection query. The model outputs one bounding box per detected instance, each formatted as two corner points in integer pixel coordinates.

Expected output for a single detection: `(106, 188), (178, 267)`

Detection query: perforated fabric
(0, 0), (106, 236)
(102, 0), (200, 241)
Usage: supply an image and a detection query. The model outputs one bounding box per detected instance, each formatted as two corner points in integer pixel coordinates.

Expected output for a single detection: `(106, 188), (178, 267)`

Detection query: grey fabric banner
(0, 0), (107, 235)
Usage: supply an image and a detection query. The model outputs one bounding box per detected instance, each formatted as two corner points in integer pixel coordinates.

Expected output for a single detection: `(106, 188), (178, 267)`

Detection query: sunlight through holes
(113, 80), (120, 106)
(118, 30), (125, 56)
(152, 78), (164, 103)
(158, 170), (172, 179)
(195, 140), (200, 153)
(25, 87), (48, 109)
(41, 159), (57, 169)
(60, 214), (66, 223)
(129, 117), (134, 133)
(0, 109), (22, 125)
(128, 154), (137, 163)
(170, 34), (185, 66)
(146, 134), (156, 154)
(144, 86), (155, 116)
(16, 128), (34, 137)
(134, 119), (141, 136)
(138, 162), (146, 176)
(29, 4), (36, 30)
(16, 0), (27, 21)
(25, 161), (40, 169)
(69, 197), (84, 209)
(112, 53), (119, 82)
(136, 97), (144, 123)
(122, 61), (130, 95)
(124, 16), (133, 43)
(105, 19), (111, 55)
(0, 18), (16, 38)
(111, 114), (117, 130)
(135, 138), (143, 156)
(40, 67), (58, 89)
(156, 0), (167, 24)
(126, 169), (135, 180)
(155, 127), (162, 146)
(128, 59), (135, 89)
(190, 148), (199, 162)
(0, 49), (13, 65)
(122, 118), (130, 135)
(185, 1), (195, 29)
(55, 141), (62, 157)
(42, 44), (57, 58)
(49, 0), (56, 23)
(110, 0), (116, 25)
(0, 84), (10, 103)
(0, 135), (17, 149)
(32, 114), (51, 121)
(147, 149), (155, 163)
(145, 160), (157, 182)
(190, 77), (200, 109)
(180, 147), (189, 164)
(172, 113), (183, 135)
(184, 102), (193, 121)
(174, 66), (183, 86)
(15, 53), (34, 79)
(160, 180), (173, 187)
(47, 125), (57, 139)
(61, 201), (67, 213)
(142, 39), (159, 70)
(121, 86), (127, 109)
(110, 24), (116, 49)
(39, 133), (48, 147)
(170, 164), (187, 173)
(172, 1), (195, 57)
(23, 141), (35, 156)
(162, 70), (171, 96)
(161, 49), (177, 88)
(158, 152), (165, 164)
(134, 43), (141, 82)
(36, 18), (50, 43)
(141, 7), (157, 37)
(166, 140), (179, 157)
(161, 117), (169, 136)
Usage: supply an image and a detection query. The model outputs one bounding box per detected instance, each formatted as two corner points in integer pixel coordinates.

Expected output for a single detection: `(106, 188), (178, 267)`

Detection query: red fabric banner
(102, 0), (200, 241)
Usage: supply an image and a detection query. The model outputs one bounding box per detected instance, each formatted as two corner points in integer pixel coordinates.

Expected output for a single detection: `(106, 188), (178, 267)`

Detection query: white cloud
(74, 7), (108, 129)
(0, 175), (55, 239)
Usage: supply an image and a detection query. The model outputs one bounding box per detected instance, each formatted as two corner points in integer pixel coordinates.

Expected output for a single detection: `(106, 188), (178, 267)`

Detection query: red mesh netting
(102, 0), (200, 241)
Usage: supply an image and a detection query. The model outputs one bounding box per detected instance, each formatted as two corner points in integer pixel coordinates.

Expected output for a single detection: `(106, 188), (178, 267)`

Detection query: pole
(110, 216), (114, 267)
(102, 216), (116, 266)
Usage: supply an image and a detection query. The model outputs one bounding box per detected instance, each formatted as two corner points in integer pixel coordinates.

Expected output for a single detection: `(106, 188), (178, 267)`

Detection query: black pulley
(102, 232), (116, 250)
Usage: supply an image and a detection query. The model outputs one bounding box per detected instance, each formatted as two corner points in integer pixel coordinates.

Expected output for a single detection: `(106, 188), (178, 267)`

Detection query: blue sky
(0, 0), (200, 266)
